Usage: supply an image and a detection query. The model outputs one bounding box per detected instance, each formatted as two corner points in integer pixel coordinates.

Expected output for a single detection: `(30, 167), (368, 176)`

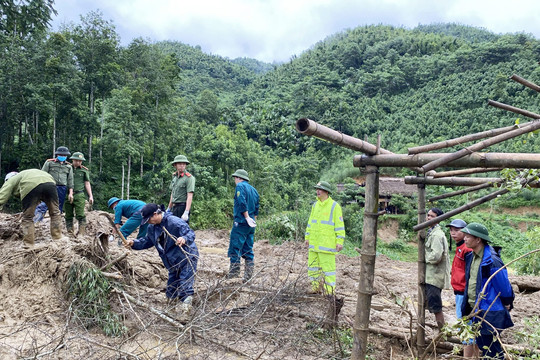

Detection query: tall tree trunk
(88, 134), (92, 164)
(99, 102), (104, 174)
(127, 155), (131, 199)
(121, 163), (125, 199)
(52, 108), (56, 157)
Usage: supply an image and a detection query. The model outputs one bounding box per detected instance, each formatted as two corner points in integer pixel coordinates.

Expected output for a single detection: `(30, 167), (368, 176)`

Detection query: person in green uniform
(167, 155), (195, 223)
(34, 146), (74, 222)
(0, 170), (64, 248)
(64, 152), (94, 237)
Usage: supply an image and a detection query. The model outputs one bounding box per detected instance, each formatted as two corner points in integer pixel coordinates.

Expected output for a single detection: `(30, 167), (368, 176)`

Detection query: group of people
(425, 208), (514, 359)
(0, 146), (94, 248)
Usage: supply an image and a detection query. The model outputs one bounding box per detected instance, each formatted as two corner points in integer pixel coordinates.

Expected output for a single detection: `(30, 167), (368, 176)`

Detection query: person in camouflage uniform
(64, 152), (94, 237)
(34, 146), (74, 222)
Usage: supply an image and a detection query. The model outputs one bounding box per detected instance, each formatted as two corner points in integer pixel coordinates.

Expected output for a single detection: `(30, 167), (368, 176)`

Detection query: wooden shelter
(295, 73), (540, 359)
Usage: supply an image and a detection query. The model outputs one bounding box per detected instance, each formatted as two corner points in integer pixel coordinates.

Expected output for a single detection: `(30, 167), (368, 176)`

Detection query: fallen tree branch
(100, 252), (128, 271)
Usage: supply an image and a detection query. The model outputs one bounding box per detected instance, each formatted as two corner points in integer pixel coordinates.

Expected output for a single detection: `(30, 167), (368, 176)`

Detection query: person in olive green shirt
(64, 152), (94, 237)
(167, 155), (195, 223)
(425, 207), (450, 330)
(0, 169), (64, 248)
(34, 146), (74, 222)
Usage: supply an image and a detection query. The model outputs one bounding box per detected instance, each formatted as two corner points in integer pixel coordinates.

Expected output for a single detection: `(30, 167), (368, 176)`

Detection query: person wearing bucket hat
(305, 181), (345, 298)
(124, 203), (199, 316)
(227, 169), (260, 282)
(446, 219), (478, 357)
(167, 155), (195, 223)
(33, 146), (74, 223)
(424, 208), (450, 330)
(64, 152), (94, 237)
(0, 169), (64, 248)
(108, 197), (148, 240)
(460, 222), (514, 359)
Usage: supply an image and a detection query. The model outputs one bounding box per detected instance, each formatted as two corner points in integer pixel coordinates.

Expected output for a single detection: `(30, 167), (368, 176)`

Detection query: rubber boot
(66, 219), (74, 237)
(21, 221), (35, 249)
(78, 223), (86, 237)
(243, 261), (254, 283)
(226, 262), (241, 279)
(50, 214), (63, 240)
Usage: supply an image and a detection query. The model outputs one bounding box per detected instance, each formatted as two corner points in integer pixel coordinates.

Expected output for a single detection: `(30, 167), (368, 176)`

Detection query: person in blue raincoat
(124, 203), (198, 310)
(108, 197), (147, 239)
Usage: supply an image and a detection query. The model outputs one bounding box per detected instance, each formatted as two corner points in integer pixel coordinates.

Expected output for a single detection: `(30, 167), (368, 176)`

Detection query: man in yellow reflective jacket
(305, 181), (345, 295)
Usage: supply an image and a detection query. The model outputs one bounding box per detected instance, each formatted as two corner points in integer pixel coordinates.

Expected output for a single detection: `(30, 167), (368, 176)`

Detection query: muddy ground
(0, 209), (538, 359)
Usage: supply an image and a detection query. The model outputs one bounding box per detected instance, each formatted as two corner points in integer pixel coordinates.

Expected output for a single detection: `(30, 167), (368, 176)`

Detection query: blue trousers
(476, 333), (504, 359)
(167, 256), (198, 301)
(34, 185), (67, 221)
(228, 222), (255, 263)
(120, 212), (148, 239)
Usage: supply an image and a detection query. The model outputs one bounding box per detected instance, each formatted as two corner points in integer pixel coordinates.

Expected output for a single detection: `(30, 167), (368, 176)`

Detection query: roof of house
(352, 176), (417, 197)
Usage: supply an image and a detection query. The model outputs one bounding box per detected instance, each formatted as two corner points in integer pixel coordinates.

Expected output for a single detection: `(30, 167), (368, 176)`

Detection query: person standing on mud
(124, 203), (198, 314)
(107, 197), (148, 239)
(0, 170), (64, 248)
(34, 146), (74, 222)
(64, 152), (94, 237)
(460, 222), (514, 359)
(304, 181), (345, 296)
(425, 207), (450, 330)
(226, 169), (259, 282)
(167, 155), (195, 223)
(447, 219), (479, 357)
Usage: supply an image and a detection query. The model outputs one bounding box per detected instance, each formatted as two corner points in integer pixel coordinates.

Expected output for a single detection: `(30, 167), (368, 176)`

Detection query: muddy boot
(78, 223), (86, 237)
(21, 221), (35, 249)
(243, 261), (254, 283)
(66, 219), (74, 237)
(226, 262), (241, 279)
(50, 214), (63, 240)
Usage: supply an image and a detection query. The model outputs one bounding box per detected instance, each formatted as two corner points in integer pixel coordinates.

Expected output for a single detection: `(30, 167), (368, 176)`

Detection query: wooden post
(510, 74), (540, 92)
(417, 183), (427, 354)
(421, 120), (540, 173)
(352, 165), (380, 360)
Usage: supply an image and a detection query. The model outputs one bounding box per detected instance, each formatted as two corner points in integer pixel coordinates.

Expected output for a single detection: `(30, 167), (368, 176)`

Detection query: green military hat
(55, 146), (71, 156)
(232, 169), (249, 181)
(461, 222), (490, 242)
(70, 152), (86, 161)
(314, 181), (333, 194)
(171, 155), (190, 165)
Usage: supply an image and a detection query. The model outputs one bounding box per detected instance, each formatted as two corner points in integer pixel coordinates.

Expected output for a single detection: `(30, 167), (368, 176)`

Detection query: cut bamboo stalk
(488, 100), (540, 120)
(428, 183), (493, 202)
(407, 122), (531, 155)
(510, 74), (540, 92)
(413, 188), (509, 232)
(296, 118), (393, 155)
(421, 121), (540, 172)
(432, 167), (502, 178)
(405, 176), (502, 187)
(355, 152), (540, 169)
(416, 184), (427, 353)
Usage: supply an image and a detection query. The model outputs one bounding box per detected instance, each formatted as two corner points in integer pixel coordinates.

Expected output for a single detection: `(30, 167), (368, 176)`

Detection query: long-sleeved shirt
(425, 224), (450, 289)
(233, 181), (260, 225)
(0, 169), (55, 205)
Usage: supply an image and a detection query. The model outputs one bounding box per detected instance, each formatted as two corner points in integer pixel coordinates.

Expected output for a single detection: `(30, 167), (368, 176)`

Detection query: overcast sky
(51, 0), (540, 63)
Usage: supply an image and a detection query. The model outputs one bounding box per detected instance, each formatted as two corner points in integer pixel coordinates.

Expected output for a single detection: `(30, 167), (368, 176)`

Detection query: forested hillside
(2, 5), (540, 229)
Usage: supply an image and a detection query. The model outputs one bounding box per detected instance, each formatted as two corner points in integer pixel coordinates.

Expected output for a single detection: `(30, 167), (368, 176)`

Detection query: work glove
(181, 211), (189, 221)
(246, 217), (257, 228)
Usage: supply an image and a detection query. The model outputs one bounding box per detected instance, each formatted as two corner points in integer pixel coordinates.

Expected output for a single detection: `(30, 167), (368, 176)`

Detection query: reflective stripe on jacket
(305, 196), (345, 254)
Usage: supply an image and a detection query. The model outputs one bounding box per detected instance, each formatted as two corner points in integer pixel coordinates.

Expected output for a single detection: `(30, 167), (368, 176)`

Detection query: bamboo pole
(416, 184), (427, 354)
(296, 118), (393, 155)
(405, 176), (502, 187)
(428, 183), (493, 202)
(407, 122), (531, 155)
(510, 74), (540, 92)
(354, 152), (540, 169)
(413, 188), (509, 232)
(421, 120), (540, 173)
(431, 167), (502, 178)
(488, 100), (540, 120)
(352, 166), (380, 360)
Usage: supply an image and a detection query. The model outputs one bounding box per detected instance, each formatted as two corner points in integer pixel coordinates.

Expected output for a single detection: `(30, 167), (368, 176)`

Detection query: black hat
(140, 203), (159, 225)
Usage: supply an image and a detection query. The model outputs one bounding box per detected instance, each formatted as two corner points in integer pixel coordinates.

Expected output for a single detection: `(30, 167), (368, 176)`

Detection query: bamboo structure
(407, 122), (532, 155)
(428, 183), (493, 202)
(355, 152), (540, 169)
(404, 176), (502, 187)
(510, 74), (540, 92)
(416, 184), (427, 353)
(421, 120), (540, 173)
(352, 166), (380, 360)
(431, 167), (502, 178)
(488, 99), (540, 120)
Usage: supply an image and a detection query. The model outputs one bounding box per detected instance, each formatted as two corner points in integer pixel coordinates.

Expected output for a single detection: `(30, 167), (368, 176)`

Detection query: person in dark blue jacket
(124, 203), (198, 311)
(460, 222), (514, 359)
(227, 169), (260, 282)
(108, 197), (147, 239)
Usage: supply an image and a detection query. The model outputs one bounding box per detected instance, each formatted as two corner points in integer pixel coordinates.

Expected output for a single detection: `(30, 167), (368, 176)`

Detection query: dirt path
(0, 211), (538, 359)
